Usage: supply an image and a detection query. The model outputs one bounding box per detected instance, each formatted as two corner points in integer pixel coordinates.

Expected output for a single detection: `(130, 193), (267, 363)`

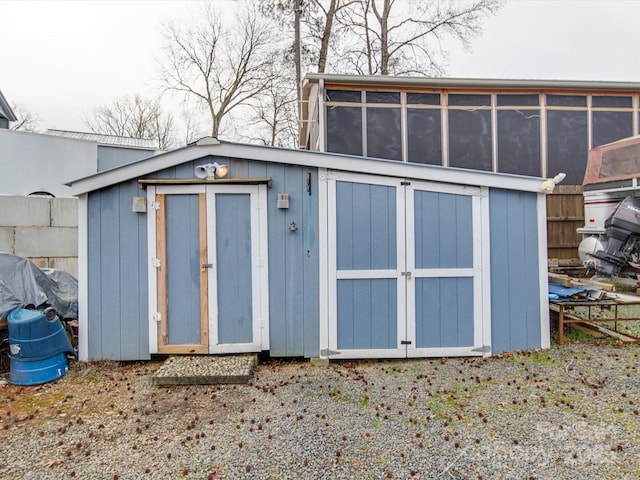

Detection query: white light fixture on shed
(540, 172), (566, 193)
(194, 162), (229, 180)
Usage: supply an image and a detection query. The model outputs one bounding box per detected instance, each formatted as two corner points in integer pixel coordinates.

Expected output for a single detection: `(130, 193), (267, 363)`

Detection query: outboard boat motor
(589, 196), (640, 276)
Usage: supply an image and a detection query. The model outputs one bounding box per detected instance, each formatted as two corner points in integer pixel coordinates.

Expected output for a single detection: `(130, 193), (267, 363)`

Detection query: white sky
(1, 0), (639, 133)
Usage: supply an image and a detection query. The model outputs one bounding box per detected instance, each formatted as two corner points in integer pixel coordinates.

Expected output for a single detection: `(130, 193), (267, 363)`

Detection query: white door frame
(206, 184), (269, 353)
(326, 172), (406, 359)
(320, 172), (491, 360)
(146, 184), (269, 355)
(405, 181), (491, 358)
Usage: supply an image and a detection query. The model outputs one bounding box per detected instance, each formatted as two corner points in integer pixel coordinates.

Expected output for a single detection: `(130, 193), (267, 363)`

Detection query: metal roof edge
(0, 126), (98, 145)
(302, 73), (640, 91)
(67, 138), (549, 196)
(46, 129), (158, 149)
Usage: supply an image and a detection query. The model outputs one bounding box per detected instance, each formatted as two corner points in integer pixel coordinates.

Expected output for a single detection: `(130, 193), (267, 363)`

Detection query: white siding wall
(0, 129), (97, 196)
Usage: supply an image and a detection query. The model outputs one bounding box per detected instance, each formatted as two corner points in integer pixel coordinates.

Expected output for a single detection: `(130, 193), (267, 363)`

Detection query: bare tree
(10, 104), (41, 132)
(259, 0), (357, 146)
(240, 59), (299, 147)
(336, 0), (503, 75)
(260, 0), (356, 74)
(159, 4), (275, 138)
(180, 104), (207, 145)
(84, 95), (176, 150)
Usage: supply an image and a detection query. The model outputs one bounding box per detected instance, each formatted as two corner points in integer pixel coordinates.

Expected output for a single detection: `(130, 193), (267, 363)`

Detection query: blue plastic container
(9, 352), (68, 386)
(7, 308), (76, 386)
(8, 308), (75, 361)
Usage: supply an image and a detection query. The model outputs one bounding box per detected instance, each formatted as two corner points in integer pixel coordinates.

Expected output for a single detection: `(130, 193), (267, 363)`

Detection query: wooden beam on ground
(572, 323), (605, 338)
(582, 322), (639, 343)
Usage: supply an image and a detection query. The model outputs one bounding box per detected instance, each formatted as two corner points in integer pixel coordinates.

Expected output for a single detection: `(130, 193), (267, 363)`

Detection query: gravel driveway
(1, 343), (639, 479)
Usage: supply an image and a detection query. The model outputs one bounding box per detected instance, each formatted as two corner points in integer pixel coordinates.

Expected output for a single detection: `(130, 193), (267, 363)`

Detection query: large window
(591, 96), (634, 148)
(496, 94), (541, 176)
(327, 106), (362, 156)
(448, 94), (492, 171)
(407, 92), (442, 165)
(365, 91), (401, 160)
(321, 87), (638, 184)
(547, 109), (588, 185)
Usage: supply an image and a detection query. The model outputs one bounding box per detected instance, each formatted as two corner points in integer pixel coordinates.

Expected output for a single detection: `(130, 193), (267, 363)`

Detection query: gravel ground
(1, 343), (639, 480)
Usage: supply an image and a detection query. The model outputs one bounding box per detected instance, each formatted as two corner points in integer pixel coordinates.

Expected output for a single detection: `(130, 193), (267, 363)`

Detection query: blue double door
(154, 185), (268, 354)
(328, 174), (487, 358)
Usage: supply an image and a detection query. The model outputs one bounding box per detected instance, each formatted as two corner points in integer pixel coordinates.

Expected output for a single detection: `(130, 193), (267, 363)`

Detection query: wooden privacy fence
(546, 185), (584, 261)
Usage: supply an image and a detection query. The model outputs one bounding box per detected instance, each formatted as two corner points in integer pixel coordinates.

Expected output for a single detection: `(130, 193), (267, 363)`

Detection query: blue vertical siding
(216, 194), (253, 344)
(415, 191), (473, 268)
(87, 179), (149, 360)
(337, 279), (397, 349)
(489, 189), (541, 353)
(259, 162), (319, 357)
(335, 181), (398, 350)
(413, 191), (474, 348)
(165, 194), (201, 345)
(97, 146), (155, 171)
(415, 277), (473, 348)
(336, 182), (396, 270)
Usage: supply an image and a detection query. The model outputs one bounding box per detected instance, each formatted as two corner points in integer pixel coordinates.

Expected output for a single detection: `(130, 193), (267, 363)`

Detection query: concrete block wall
(0, 196), (78, 277)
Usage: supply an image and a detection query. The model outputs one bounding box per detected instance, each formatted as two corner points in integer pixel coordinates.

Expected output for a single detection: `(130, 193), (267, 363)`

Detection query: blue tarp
(548, 283), (588, 301)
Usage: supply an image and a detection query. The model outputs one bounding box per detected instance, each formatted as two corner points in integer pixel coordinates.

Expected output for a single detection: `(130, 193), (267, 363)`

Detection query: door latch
(201, 263), (213, 272)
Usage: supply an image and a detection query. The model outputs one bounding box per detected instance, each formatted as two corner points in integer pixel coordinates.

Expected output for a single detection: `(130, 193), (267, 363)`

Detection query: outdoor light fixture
(194, 162), (229, 180)
(541, 172), (566, 193)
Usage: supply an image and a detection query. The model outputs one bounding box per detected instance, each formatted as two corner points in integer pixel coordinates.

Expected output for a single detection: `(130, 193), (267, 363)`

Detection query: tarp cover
(583, 135), (640, 185)
(0, 253), (78, 320)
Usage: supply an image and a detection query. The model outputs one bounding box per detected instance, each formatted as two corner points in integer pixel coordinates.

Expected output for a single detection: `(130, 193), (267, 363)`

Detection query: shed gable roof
(67, 137), (548, 195)
(0, 89), (17, 122)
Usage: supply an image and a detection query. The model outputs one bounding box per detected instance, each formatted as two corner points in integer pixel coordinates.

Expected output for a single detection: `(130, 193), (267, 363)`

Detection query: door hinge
(400, 340), (412, 345)
(319, 172), (338, 182)
(320, 348), (341, 357)
(150, 201), (161, 211)
(401, 180), (411, 186)
(151, 258), (161, 268)
(152, 312), (162, 323)
(472, 345), (491, 353)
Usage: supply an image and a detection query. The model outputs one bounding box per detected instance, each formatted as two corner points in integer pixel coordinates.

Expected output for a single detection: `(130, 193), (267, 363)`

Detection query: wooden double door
(150, 184), (269, 354)
(325, 173), (490, 359)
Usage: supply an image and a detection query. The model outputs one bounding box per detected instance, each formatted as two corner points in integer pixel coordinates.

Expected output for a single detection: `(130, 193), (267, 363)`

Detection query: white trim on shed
(68, 138), (552, 196)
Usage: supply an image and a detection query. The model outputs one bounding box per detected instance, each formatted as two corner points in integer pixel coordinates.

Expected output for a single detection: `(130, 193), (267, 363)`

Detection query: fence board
(546, 186), (584, 260)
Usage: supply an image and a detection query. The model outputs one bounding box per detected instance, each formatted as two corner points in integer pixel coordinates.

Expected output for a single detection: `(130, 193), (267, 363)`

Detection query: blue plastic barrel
(8, 308), (75, 361)
(7, 308), (76, 386)
(9, 353), (68, 386)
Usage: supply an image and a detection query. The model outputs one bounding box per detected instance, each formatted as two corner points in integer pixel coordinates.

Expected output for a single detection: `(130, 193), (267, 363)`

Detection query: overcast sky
(1, 0), (639, 133)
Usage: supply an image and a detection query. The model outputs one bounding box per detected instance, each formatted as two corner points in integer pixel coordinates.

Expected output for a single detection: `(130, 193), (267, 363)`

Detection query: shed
(68, 138), (552, 362)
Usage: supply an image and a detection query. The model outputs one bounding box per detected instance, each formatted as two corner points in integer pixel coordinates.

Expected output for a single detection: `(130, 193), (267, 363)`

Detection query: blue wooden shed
(68, 138), (552, 362)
